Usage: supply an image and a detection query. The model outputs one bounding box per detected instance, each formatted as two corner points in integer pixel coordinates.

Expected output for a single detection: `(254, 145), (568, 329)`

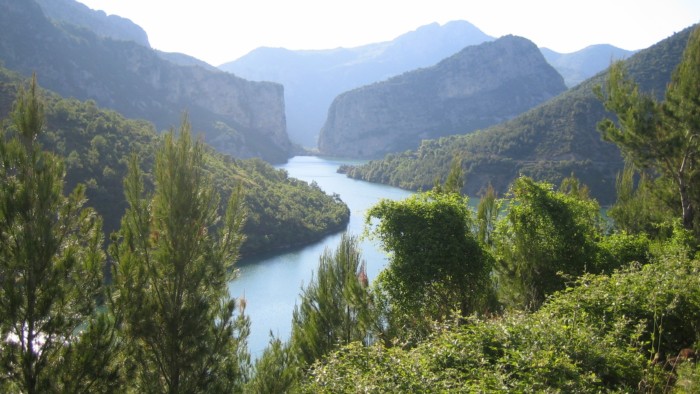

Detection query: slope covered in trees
(0, 0), (291, 162)
(0, 68), (349, 256)
(342, 25), (695, 204)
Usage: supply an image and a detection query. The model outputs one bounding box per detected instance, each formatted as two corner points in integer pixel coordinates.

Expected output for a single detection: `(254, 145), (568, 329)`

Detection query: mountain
(0, 67), (349, 257)
(342, 26), (695, 204)
(541, 44), (636, 87)
(0, 0), (291, 162)
(156, 50), (219, 71)
(220, 21), (494, 147)
(318, 36), (567, 159)
(35, 0), (150, 47)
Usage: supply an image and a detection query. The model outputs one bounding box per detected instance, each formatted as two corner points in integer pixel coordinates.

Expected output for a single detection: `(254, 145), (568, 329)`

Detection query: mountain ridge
(220, 20), (494, 147)
(36, 0), (150, 47)
(317, 35), (567, 159)
(341, 25), (696, 204)
(0, 0), (291, 162)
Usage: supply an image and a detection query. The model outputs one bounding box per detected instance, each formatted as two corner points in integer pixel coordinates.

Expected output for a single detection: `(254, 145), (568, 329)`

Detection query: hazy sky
(76, 0), (700, 66)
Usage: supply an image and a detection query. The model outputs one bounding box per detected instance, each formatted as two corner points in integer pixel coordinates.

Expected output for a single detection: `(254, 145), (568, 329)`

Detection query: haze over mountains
(220, 21), (493, 147)
(5, 0), (291, 162)
(25, 0), (638, 161)
(341, 25), (695, 204)
(4, 0), (660, 196)
(221, 21), (635, 148)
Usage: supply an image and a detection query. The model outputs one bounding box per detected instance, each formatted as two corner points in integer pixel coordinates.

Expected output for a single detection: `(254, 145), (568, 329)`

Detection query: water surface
(228, 156), (413, 357)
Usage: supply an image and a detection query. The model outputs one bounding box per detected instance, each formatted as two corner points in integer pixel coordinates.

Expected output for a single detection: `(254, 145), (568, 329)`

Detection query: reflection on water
(227, 156), (412, 357)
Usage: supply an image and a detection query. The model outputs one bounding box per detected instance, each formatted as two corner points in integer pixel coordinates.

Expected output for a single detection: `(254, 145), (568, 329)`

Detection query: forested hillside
(2, 8), (700, 391)
(0, 0), (291, 162)
(342, 25), (695, 204)
(0, 68), (349, 256)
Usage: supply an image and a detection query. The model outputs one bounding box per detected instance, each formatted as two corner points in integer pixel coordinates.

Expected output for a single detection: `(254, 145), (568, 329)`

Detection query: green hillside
(342, 25), (695, 204)
(0, 69), (349, 256)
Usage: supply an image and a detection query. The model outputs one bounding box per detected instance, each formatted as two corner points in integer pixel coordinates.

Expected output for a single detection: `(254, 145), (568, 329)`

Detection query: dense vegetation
(1, 14), (699, 394)
(341, 25), (695, 205)
(246, 26), (700, 393)
(0, 67), (349, 257)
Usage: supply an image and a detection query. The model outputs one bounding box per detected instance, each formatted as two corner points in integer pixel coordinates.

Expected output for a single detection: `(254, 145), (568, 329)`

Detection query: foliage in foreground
(109, 119), (250, 392)
(301, 238), (700, 393)
(0, 75), (114, 393)
(367, 190), (493, 339)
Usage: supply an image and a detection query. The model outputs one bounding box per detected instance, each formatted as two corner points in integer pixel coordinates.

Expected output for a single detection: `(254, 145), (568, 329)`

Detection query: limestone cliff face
(0, 0), (290, 162)
(318, 36), (567, 159)
(222, 21), (494, 147)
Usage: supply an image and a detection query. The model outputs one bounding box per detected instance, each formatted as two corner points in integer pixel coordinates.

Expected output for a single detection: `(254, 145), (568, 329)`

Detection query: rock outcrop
(221, 21), (494, 147)
(1, 0), (290, 162)
(318, 36), (567, 159)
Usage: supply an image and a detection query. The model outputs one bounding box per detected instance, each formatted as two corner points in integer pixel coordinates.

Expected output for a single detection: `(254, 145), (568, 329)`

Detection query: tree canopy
(0, 75), (112, 393)
(109, 118), (250, 392)
(597, 26), (700, 234)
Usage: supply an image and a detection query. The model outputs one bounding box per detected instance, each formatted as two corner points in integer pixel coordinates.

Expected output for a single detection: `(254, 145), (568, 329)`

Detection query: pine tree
(597, 26), (700, 233)
(109, 116), (250, 393)
(290, 233), (373, 368)
(0, 75), (109, 392)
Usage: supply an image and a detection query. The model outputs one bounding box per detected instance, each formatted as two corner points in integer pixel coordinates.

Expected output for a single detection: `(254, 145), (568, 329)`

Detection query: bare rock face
(318, 35), (567, 159)
(0, 0), (290, 162)
(221, 21), (494, 148)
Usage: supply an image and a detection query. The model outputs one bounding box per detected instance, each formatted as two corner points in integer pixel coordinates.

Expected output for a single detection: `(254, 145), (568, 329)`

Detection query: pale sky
(76, 0), (700, 66)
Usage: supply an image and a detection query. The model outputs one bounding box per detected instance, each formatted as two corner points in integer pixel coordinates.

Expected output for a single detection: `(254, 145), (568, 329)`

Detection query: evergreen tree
(0, 75), (110, 392)
(109, 116), (250, 393)
(290, 233), (373, 368)
(245, 334), (298, 394)
(597, 26), (700, 234)
(476, 184), (500, 246)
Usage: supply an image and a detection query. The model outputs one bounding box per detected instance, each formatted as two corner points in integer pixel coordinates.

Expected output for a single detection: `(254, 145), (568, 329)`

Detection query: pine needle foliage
(109, 116), (250, 393)
(0, 75), (109, 393)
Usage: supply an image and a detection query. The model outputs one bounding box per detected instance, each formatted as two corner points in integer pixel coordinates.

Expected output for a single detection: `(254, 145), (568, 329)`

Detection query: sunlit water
(227, 156), (413, 358)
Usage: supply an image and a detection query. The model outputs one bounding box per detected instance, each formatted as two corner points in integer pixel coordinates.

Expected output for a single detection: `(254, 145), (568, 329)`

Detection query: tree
(367, 190), (492, 337)
(109, 116), (250, 393)
(433, 157), (464, 194)
(245, 334), (299, 394)
(0, 75), (110, 392)
(596, 26), (700, 233)
(607, 162), (674, 236)
(493, 177), (603, 310)
(290, 233), (374, 368)
(476, 184), (501, 246)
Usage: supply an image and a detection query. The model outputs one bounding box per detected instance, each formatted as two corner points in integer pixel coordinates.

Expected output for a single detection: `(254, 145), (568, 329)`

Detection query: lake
(227, 156), (413, 358)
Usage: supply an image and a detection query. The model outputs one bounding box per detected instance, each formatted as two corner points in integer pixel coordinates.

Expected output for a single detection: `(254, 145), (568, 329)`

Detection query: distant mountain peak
(35, 0), (150, 47)
(317, 35), (566, 158)
(220, 19), (494, 147)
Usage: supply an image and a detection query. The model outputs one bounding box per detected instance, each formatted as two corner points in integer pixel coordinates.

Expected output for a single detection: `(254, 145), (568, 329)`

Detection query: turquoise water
(227, 156), (413, 357)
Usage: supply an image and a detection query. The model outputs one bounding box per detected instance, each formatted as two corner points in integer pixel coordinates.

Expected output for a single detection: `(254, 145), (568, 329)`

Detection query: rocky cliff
(1, 0), (290, 162)
(221, 21), (494, 147)
(318, 36), (567, 158)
